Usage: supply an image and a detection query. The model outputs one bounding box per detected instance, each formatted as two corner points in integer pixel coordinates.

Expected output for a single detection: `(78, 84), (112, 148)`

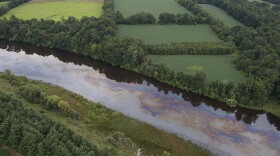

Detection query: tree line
(145, 42), (235, 55)
(0, 91), (97, 156)
(0, 0), (277, 107)
(0, 0), (30, 16)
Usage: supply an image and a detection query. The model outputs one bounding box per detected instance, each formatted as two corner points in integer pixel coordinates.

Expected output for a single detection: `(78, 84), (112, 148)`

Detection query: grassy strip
(2, 0), (102, 21)
(118, 24), (221, 44)
(0, 72), (212, 156)
(148, 55), (245, 82)
(198, 4), (243, 27)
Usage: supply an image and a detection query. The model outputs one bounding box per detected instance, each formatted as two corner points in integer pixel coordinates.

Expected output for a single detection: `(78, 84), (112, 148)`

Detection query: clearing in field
(1, 0), (103, 21)
(114, 0), (192, 18)
(199, 4), (243, 27)
(118, 25), (221, 44)
(148, 55), (245, 82)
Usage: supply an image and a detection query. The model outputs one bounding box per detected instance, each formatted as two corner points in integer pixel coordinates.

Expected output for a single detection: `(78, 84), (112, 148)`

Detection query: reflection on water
(0, 40), (279, 156)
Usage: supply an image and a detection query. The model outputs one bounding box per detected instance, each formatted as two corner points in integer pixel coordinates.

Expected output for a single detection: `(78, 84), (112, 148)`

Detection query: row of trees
(159, 12), (197, 24)
(126, 12), (155, 24)
(0, 0), (30, 16)
(115, 11), (199, 25)
(145, 42), (235, 55)
(0, 91), (97, 156)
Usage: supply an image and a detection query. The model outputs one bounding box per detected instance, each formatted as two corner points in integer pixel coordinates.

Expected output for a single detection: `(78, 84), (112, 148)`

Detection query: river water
(0, 41), (279, 156)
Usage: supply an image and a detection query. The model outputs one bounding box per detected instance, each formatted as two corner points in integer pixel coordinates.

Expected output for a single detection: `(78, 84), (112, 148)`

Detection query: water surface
(0, 41), (279, 156)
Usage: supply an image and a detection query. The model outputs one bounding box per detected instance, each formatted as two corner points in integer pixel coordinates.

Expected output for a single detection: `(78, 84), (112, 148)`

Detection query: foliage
(127, 12), (156, 24)
(18, 84), (80, 119)
(159, 12), (176, 24)
(0, 15), (116, 55)
(0, 91), (97, 156)
(145, 42), (235, 55)
(0, 70), (27, 86)
(106, 131), (136, 148)
(272, 5), (280, 11)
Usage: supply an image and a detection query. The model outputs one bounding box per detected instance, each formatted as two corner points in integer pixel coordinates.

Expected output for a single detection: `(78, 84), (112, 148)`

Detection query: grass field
(2, 0), (103, 21)
(199, 4), (243, 27)
(0, 73), (211, 156)
(0, 1), (9, 6)
(118, 25), (221, 44)
(114, 0), (192, 18)
(148, 55), (245, 82)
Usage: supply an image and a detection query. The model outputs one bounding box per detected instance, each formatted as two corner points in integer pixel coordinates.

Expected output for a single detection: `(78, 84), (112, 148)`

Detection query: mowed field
(2, 0), (103, 21)
(199, 4), (243, 27)
(148, 55), (245, 82)
(118, 25), (221, 44)
(114, 0), (192, 18)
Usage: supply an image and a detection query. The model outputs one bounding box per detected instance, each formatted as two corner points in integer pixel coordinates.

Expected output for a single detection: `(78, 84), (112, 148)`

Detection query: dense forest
(0, 0), (279, 108)
(0, 91), (97, 155)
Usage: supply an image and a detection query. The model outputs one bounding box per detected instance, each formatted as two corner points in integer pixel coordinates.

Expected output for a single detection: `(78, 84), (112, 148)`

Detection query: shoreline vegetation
(0, 0), (279, 117)
(0, 71), (212, 156)
(0, 0), (279, 154)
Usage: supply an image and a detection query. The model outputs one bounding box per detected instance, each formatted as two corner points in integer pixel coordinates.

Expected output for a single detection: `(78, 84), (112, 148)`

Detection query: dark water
(0, 40), (279, 156)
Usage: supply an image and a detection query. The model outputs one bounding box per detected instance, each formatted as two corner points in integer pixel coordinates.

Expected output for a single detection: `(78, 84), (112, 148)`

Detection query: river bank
(0, 41), (279, 155)
(0, 71), (211, 155)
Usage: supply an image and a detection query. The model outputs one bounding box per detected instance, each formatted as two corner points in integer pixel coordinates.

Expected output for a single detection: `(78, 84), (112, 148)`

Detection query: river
(0, 40), (279, 156)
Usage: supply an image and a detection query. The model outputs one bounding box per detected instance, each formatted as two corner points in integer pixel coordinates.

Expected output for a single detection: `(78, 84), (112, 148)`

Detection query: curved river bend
(0, 41), (279, 156)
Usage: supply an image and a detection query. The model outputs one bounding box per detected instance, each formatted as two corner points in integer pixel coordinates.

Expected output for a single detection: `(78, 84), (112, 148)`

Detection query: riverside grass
(114, 0), (193, 18)
(0, 72), (211, 156)
(199, 4), (243, 27)
(148, 55), (245, 82)
(118, 24), (221, 44)
(1, 0), (103, 21)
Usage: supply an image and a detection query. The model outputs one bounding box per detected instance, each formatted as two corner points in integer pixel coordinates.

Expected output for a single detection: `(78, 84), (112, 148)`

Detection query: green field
(114, 0), (192, 18)
(0, 1), (9, 6)
(149, 55), (245, 82)
(2, 0), (103, 21)
(199, 4), (243, 27)
(118, 25), (221, 44)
